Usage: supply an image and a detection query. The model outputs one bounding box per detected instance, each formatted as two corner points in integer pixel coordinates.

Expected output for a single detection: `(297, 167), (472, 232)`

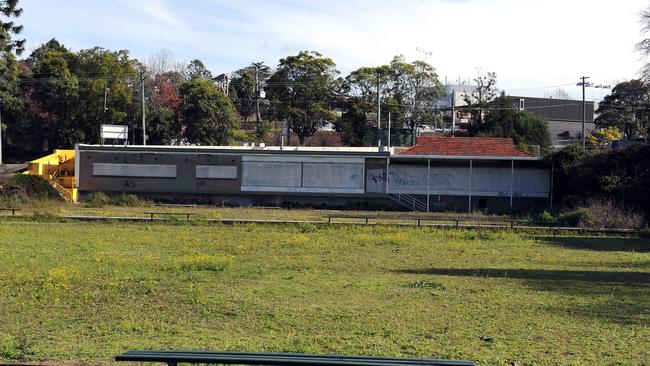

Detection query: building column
(510, 159), (514, 209)
(426, 158), (430, 212)
(468, 159), (473, 213)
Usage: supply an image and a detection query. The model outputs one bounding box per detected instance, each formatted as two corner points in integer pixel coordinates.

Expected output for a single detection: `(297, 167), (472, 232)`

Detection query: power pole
(140, 69), (147, 145)
(103, 84), (109, 113)
(578, 76), (590, 149)
(255, 65), (260, 130)
(451, 89), (456, 136)
(377, 68), (381, 147)
(387, 111), (392, 148)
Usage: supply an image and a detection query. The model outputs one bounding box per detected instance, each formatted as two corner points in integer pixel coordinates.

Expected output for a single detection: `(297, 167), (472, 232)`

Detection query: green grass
(0, 220), (648, 365)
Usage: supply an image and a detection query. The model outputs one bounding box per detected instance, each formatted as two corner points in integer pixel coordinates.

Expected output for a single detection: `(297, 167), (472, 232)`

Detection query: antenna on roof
(416, 47), (433, 63)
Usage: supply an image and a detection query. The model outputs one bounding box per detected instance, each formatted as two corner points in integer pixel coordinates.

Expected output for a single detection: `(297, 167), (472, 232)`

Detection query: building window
(519, 98), (525, 111)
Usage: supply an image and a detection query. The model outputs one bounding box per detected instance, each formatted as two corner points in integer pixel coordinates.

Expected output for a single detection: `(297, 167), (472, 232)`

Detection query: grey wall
(77, 150), (242, 194)
(241, 155), (365, 194)
(366, 161), (550, 198)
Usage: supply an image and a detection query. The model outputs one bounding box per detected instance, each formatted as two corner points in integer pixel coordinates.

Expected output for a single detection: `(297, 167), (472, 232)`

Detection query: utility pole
(578, 76), (590, 149)
(451, 89), (456, 136)
(377, 68), (381, 147)
(140, 69), (147, 145)
(387, 111), (392, 148)
(255, 65), (260, 130)
(103, 84), (109, 113)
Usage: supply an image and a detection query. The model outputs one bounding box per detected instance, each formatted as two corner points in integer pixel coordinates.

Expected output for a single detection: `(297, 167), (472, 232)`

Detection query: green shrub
(1, 175), (62, 201)
(31, 210), (60, 222)
(84, 192), (111, 207)
(557, 208), (592, 227)
(111, 193), (141, 207)
(538, 210), (555, 222)
(297, 222), (318, 233)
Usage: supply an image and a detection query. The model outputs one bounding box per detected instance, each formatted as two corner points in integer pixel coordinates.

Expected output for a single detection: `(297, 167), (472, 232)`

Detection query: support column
(385, 157), (390, 194)
(510, 160), (514, 209)
(468, 159), (473, 213)
(426, 158), (430, 212)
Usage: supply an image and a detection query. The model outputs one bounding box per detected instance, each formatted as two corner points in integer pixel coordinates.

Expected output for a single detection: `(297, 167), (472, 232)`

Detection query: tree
(545, 88), (571, 100)
(179, 78), (239, 145)
(229, 61), (272, 138)
(266, 51), (340, 145)
(639, 5), (650, 81)
(388, 56), (444, 144)
(587, 126), (623, 146)
(480, 93), (552, 150)
(337, 65), (389, 146)
(0, 46), (24, 161)
(29, 48), (81, 149)
(74, 47), (138, 143)
(0, 0), (24, 55)
(461, 70), (498, 134)
(594, 79), (649, 139)
(184, 59), (212, 80)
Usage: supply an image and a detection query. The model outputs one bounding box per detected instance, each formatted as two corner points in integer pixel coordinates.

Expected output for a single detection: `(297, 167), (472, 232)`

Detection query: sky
(18, 0), (650, 100)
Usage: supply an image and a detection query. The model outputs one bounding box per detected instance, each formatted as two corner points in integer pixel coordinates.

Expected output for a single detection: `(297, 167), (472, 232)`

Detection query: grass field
(0, 219), (649, 365)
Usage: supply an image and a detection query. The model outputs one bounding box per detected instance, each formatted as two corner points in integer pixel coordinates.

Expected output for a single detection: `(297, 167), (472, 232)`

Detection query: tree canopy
(594, 79), (649, 139)
(479, 93), (552, 151)
(180, 78), (239, 145)
(266, 51), (340, 145)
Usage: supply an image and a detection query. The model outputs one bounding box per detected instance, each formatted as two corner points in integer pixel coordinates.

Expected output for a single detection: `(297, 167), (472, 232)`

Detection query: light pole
(577, 76), (591, 149)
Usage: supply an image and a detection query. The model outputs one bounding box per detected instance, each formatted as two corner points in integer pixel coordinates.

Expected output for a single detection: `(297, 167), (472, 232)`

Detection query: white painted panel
(196, 165), (238, 179)
(93, 163), (176, 178)
(242, 162), (301, 188)
(376, 164), (549, 198)
(302, 163), (364, 189)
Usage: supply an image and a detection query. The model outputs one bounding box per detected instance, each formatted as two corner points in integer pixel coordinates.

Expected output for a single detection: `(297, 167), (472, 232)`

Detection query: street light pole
(140, 69), (147, 145)
(579, 76), (590, 149)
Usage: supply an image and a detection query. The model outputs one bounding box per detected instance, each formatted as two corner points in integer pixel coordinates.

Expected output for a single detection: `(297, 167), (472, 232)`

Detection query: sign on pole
(101, 124), (128, 145)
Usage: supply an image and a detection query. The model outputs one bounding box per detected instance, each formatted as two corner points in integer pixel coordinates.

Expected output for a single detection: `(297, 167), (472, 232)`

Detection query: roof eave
(392, 154), (543, 161)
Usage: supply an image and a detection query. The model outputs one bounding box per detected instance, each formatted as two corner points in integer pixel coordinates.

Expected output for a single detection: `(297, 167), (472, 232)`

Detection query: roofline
(392, 154), (544, 161)
(76, 144), (391, 157)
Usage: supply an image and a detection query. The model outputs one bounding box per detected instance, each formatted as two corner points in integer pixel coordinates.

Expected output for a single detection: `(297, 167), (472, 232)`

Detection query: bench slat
(115, 351), (474, 366)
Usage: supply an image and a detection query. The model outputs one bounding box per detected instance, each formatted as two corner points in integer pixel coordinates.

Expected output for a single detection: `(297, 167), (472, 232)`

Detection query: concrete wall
(241, 155), (365, 194)
(77, 150), (242, 194)
(77, 147), (550, 213)
(366, 161), (549, 198)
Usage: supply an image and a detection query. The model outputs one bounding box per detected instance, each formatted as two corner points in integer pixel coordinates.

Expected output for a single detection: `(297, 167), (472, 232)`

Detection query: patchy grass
(0, 221), (648, 365)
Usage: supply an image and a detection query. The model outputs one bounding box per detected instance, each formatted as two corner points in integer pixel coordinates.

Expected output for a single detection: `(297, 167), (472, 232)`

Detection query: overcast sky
(19, 0), (650, 99)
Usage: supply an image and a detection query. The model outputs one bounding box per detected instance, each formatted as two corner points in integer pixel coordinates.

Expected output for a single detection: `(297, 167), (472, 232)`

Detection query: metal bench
(0, 208), (20, 216)
(115, 350), (474, 366)
(145, 212), (195, 220)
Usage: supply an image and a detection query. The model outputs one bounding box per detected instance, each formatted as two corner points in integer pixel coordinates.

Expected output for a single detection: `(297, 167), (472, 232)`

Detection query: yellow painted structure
(25, 149), (77, 202)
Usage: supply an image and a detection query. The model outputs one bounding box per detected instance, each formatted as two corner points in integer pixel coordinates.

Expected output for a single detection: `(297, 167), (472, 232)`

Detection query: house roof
(397, 136), (535, 158)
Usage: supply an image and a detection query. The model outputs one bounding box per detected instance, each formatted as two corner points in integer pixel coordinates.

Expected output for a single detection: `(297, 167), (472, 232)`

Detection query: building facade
(75, 137), (551, 213)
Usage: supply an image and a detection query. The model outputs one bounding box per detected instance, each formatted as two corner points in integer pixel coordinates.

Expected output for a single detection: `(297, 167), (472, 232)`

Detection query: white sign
(100, 124), (128, 140)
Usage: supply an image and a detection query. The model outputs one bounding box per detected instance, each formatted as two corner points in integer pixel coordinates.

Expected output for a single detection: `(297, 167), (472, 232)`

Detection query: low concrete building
(75, 137), (551, 213)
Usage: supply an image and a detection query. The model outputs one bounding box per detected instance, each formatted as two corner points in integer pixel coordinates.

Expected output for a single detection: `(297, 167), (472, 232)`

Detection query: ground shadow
(394, 267), (650, 325)
(535, 236), (650, 252)
(394, 268), (650, 284)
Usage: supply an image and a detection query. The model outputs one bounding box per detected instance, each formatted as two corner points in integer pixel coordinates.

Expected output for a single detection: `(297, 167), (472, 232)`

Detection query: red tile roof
(397, 136), (534, 157)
